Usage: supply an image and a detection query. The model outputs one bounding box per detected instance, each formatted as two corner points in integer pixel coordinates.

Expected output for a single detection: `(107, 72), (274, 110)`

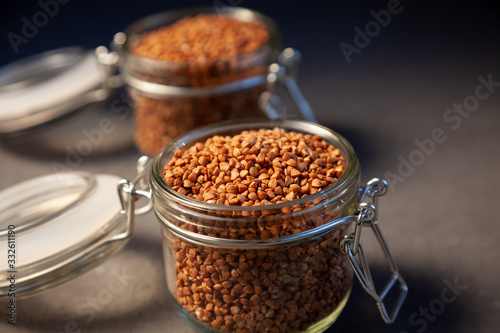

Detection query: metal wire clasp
(340, 178), (408, 324)
(95, 43), (123, 90)
(110, 156), (153, 242)
(260, 48), (318, 123)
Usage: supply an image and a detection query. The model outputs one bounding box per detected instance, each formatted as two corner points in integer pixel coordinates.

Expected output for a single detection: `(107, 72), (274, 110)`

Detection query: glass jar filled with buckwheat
(0, 118), (406, 328)
(151, 119), (390, 333)
(116, 7), (281, 156)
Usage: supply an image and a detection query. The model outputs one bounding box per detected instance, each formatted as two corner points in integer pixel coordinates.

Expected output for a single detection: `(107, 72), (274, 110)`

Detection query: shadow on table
(1, 243), (473, 333)
(0, 130), (136, 160)
(0, 87), (136, 159)
(6, 235), (178, 332)
(330, 264), (472, 333)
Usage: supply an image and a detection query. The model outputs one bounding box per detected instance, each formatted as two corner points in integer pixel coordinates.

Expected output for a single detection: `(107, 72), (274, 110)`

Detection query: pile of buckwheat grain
(133, 14), (269, 65)
(162, 127), (351, 332)
(164, 127), (344, 209)
(130, 14), (272, 156)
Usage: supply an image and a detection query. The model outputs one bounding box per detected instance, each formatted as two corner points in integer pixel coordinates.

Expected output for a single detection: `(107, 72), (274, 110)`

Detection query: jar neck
(150, 119), (361, 247)
(116, 7), (282, 91)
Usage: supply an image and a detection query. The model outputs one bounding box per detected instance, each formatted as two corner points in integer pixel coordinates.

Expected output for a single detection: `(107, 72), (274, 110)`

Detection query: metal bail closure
(260, 48), (318, 124)
(340, 178), (408, 324)
(112, 156), (154, 242)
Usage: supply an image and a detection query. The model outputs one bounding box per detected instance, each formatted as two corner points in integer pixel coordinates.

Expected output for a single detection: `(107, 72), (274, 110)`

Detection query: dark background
(1, 1), (498, 73)
(0, 1), (499, 333)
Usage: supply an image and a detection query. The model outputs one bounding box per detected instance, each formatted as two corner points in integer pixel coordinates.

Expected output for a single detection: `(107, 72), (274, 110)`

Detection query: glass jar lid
(0, 171), (127, 299)
(0, 47), (112, 136)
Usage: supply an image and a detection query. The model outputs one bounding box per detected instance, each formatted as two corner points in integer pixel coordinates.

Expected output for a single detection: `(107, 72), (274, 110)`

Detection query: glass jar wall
(150, 119), (361, 332)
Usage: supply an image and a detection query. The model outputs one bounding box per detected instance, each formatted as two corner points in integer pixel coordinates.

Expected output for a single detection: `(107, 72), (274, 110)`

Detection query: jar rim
(118, 6), (282, 68)
(151, 118), (360, 213)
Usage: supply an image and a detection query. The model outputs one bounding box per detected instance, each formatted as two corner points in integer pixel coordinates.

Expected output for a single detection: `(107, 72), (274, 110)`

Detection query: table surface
(1, 1), (499, 332)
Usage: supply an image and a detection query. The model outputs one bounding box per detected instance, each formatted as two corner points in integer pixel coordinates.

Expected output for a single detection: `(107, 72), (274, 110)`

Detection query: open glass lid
(0, 46), (117, 137)
(0, 159), (151, 299)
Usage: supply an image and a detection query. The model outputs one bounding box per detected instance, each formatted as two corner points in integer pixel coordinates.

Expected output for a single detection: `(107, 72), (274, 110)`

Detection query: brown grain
(163, 127), (344, 207)
(133, 14), (269, 63)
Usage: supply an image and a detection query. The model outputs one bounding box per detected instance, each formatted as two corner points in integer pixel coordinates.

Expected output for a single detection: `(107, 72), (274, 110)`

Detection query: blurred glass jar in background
(114, 7), (282, 156)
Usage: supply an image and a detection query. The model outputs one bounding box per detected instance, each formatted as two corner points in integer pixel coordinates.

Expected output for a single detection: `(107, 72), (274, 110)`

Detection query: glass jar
(114, 7), (283, 157)
(149, 119), (406, 332)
